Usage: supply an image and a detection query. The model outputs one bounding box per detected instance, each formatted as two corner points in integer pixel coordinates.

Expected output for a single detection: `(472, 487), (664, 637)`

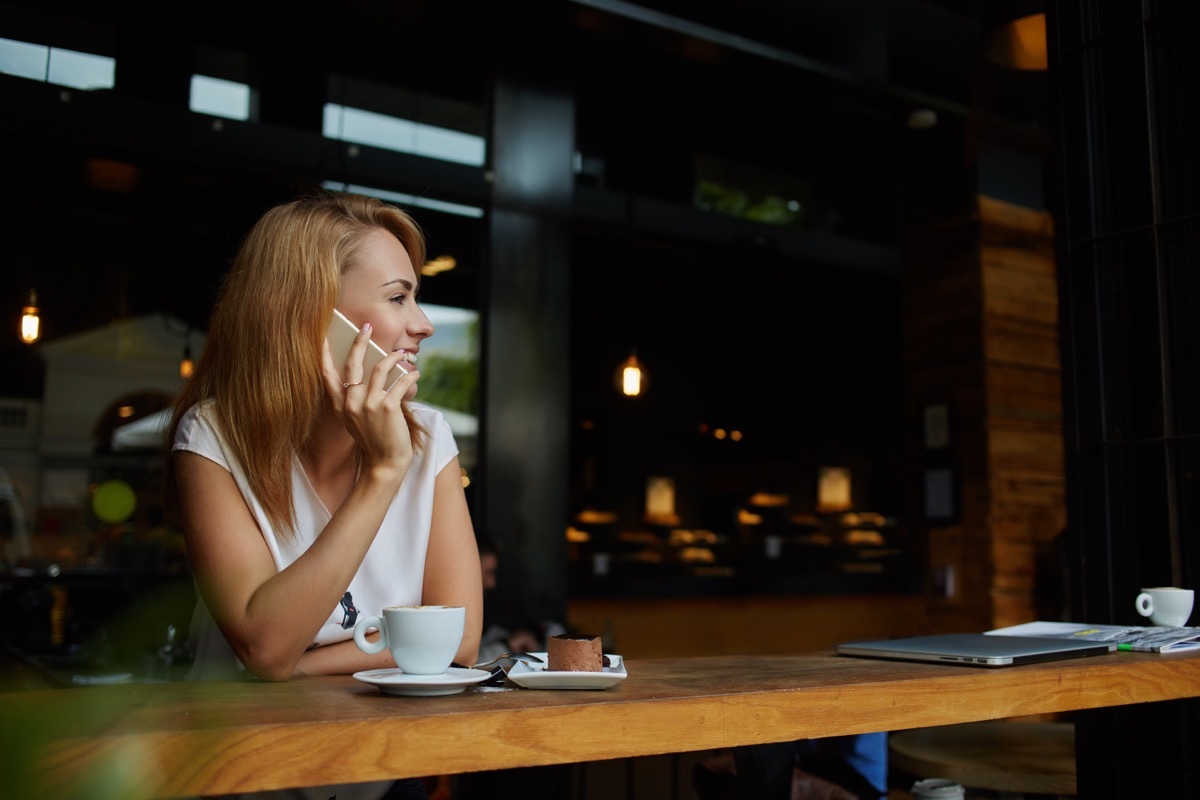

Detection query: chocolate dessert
(547, 633), (604, 672)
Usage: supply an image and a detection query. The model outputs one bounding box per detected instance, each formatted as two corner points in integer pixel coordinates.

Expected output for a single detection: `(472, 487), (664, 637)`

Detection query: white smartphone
(326, 309), (407, 390)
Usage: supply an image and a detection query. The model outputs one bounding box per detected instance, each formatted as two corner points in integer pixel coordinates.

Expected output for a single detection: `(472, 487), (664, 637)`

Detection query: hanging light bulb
(180, 339), (194, 379)
(615, 351), (647, 397)
(20, 288), (40, 344)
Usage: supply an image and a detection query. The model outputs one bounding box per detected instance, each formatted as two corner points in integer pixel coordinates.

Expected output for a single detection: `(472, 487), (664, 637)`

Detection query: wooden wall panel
(987, 364), (1062, 418)
(988, 430), (1064, 471)
(903, 195), (1064, 633)
(980, 196), (1064, 629)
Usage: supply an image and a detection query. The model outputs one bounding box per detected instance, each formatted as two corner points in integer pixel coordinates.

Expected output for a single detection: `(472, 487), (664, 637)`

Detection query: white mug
(1135, 587), (1194, 627)
(354, 605), (465, 674)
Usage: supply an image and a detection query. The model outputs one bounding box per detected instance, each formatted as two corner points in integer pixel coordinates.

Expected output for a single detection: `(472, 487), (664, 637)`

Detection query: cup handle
(1135, 593), (1154, 618)
(354, 615), (388, 654)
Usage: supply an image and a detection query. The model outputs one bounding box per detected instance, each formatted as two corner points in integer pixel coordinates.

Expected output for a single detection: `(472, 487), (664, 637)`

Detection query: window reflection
(0, 36), (114, 89)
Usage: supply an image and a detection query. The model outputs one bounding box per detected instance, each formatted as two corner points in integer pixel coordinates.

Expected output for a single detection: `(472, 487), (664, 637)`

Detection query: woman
(165, 189), (482, 799)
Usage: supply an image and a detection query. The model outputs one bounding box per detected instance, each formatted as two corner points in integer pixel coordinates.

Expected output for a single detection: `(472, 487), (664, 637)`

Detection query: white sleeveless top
(172, 399), (459, 800)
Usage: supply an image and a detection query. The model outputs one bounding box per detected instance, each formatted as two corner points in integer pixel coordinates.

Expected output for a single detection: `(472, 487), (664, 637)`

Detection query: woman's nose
(412, 309), (434, 337)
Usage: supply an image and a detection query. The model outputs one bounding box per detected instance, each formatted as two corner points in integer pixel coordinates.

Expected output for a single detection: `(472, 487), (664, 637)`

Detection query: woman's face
(336, 228), (434, 399)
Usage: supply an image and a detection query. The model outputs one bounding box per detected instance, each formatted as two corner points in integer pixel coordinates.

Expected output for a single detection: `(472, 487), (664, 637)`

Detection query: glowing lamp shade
(20, 289), (40, 344)
(616, 352), (646, 397)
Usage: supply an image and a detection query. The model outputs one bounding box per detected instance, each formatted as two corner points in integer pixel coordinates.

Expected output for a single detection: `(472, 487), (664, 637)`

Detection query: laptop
(835, 632), (1116, 667)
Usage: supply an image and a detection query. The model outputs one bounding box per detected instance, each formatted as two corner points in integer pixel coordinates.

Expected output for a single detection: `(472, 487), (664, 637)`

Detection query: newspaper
(986, 620), (1200, 653)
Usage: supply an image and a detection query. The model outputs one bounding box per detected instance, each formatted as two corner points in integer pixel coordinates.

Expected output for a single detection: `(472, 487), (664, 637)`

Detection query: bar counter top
(6, 648), (1200, 798)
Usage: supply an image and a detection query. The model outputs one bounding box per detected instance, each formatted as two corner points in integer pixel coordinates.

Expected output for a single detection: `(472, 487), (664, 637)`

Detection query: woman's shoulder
(407, 401), (452, 430)
(407, 402), (465, 467)
(173, 399), (223, 450)
(176, 399), (217, 430)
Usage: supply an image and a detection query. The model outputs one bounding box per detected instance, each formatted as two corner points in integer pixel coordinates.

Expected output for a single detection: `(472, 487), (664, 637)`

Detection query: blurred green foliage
(693, 179), (804, 226)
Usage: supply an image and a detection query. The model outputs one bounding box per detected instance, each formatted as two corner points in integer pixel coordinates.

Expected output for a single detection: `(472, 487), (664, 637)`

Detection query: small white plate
(506, 652), (627, 690)
(353, 666), (492, 697)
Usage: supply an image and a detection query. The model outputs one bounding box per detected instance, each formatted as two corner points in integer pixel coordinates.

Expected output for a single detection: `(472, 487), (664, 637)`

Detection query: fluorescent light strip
(0, 37), (114, 90)
(323, 103), (485, 167)
(321, 181), (484, 219)
(189, 75), (251, 120)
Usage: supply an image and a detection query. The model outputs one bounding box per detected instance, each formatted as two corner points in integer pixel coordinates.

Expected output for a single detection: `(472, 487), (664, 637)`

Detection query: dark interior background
(2, 0), (1198, 792)
(0, 0), (1027, 528)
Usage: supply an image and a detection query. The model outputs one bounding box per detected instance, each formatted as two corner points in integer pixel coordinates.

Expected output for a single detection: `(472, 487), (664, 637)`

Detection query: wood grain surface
(890, 721), (1076, 795)
(7, 648), (1199, 798)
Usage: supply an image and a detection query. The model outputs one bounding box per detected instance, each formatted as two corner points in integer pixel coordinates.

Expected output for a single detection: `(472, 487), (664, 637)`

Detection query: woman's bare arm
(176, 449), (408, 681)
(420, 455), (483, 668)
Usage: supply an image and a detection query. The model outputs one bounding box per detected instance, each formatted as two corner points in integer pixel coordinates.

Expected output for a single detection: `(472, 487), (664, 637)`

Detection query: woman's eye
(389, 293), (408, 305)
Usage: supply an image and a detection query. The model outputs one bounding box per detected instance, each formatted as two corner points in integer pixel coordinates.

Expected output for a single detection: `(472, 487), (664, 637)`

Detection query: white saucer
(353, 666), (492, 697)
(506, 652), (627, 690)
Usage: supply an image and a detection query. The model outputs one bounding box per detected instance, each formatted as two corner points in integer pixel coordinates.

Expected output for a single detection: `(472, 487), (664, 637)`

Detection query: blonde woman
(165, 189), (481, 800)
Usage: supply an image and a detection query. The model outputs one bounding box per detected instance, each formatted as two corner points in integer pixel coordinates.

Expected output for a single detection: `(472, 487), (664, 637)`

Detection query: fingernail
(363, 322), (372, 333)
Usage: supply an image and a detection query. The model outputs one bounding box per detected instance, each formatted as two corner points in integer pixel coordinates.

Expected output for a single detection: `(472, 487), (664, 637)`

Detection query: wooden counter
(7, 648), (1200, 798)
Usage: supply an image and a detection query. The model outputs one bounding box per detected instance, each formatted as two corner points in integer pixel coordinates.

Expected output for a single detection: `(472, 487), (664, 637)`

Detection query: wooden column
(903, 195), (1063, 632)
(978, 196), (1065, 627)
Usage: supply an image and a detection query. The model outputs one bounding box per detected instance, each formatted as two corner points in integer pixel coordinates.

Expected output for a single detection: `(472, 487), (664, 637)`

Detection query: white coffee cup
(1135, 587), (1194, 627)
(353, 605), (465, 674)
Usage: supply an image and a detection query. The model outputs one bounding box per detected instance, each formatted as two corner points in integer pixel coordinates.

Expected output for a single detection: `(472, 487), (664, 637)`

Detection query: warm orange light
(747, 492), (789, 508)
(180, 342), (194, 379)
(20, 289), (40, 344)
(817, 466), (853, 513)
(420, 255), (457, 276)
(616, 352), (646, 396)
(987, 13), (1047, 71)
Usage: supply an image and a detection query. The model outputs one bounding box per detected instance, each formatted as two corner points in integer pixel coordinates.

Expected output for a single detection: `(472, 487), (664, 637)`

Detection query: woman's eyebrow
(381, 278), (415, 291)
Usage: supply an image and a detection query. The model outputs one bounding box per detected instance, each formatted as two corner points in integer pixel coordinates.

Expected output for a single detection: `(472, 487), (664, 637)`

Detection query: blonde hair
(166, 189), (428, 537)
